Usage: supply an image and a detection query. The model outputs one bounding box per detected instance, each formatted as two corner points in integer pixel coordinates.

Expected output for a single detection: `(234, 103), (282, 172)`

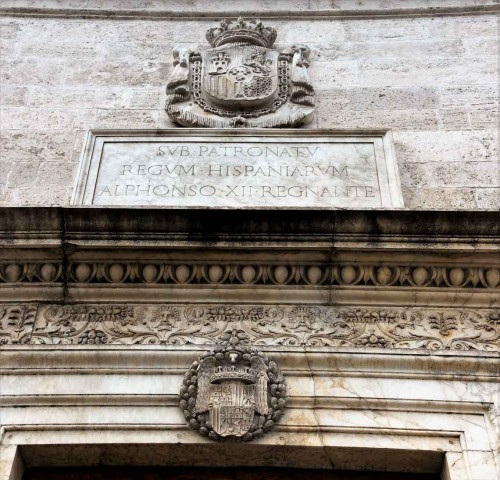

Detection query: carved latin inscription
(73, 131), (404, 208)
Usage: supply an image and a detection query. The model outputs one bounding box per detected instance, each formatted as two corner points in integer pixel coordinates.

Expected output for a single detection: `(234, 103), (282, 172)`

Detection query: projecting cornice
(0, 208), (499, 351)
(0, 1), (498, 19)
(0, 208), (499, 305)
(1, 207), (499, 243)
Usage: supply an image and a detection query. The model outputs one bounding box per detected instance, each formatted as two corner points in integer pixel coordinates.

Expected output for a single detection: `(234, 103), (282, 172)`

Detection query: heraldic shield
(166, 17), (315, 128)
(179, 331), (287, 442)
(208, 381), (257, 436)
(201, 45), (279, 110)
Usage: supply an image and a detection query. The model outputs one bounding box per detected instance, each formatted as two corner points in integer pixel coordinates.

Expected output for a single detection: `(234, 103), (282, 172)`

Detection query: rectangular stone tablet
(73, 130), (404, 209)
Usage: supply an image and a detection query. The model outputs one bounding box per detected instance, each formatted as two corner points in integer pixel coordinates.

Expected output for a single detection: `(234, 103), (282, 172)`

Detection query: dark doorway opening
(24, 466), (441, 480)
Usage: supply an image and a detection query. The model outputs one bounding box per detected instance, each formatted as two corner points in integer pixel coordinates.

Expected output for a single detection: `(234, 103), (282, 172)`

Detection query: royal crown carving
(179, 331), (287, 441)
(206, 18), (277, 48)
(166, 17), (315, 128)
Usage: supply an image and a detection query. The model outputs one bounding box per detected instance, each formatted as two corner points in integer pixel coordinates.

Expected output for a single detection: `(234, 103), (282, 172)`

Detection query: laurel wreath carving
(179, 331), (287, 441)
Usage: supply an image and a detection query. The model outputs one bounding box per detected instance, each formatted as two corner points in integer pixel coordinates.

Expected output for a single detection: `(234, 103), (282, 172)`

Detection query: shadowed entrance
(24, 466), (441, 480)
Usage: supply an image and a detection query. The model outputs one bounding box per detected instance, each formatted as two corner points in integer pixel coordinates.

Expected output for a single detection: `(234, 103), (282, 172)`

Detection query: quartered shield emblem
(209, 381), (256, 436)
(202, 46), (279, 110)
(166, 17), (315, 128)
(179, 331), (287, 442)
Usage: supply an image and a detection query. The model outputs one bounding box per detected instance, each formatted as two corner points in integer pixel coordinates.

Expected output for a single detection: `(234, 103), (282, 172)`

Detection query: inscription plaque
(73, 130), (404, 209)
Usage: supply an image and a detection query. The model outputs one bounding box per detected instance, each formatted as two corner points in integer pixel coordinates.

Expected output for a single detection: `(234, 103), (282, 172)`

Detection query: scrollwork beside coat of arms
(180, 331), (287, 441)
(166, 17), (315, 128)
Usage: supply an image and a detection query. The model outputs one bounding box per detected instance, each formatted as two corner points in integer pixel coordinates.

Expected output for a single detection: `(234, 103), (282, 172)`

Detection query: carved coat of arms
(166, 17), (314, 128)
(180, 331), (287, 441)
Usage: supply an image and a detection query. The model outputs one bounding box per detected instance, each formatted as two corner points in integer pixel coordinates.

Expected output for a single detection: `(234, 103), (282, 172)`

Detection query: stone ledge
(0, 208), (498, 306)
(1, 344), (499, 378)
(0, 0), (498, 19)
(1, 207), (499, 242)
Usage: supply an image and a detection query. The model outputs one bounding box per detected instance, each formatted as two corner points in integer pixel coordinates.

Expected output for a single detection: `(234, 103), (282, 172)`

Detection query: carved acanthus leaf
(0, 304), (497, 352)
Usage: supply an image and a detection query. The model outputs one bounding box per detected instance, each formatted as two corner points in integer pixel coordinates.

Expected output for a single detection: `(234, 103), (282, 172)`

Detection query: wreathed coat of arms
(166, 17), (314, 128)
(180, 331), (287, 441)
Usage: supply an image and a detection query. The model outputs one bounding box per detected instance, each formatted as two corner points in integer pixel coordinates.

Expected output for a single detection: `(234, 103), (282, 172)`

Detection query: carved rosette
(165, 17), (315, 128)
(179, 331), (287, 441)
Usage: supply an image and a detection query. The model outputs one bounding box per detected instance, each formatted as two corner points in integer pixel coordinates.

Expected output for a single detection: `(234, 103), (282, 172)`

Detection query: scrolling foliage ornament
(180, 331), (287, 441)
(166, 17), (314, 128)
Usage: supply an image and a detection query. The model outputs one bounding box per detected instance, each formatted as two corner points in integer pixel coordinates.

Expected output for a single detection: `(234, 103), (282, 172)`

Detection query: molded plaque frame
(72, 129), (404, 209)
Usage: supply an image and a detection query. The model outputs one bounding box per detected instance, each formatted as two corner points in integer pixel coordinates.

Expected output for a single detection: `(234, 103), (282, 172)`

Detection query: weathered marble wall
(0, 0), (498, 209)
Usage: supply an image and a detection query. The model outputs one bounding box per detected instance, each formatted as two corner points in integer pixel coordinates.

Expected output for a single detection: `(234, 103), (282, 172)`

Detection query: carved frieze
(180, 331), (286, 441)
(165, 17), (315, 128)
(1, 262), (499, 289)
(1, 304), (498, 352)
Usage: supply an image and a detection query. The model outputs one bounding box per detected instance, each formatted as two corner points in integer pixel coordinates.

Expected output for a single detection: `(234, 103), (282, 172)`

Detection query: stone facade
(0, 1), (498, 209)
(1, 208), (499, 478)
(0, 1), (499, 479)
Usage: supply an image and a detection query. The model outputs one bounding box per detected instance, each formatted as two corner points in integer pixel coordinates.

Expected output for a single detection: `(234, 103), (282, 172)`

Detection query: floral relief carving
(0, 305), (37, 344)
(0, 304), (485, 352)
(79, 329), (108, 345)
(0, 303), (497, 352)
(32, 305), (136, 344)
